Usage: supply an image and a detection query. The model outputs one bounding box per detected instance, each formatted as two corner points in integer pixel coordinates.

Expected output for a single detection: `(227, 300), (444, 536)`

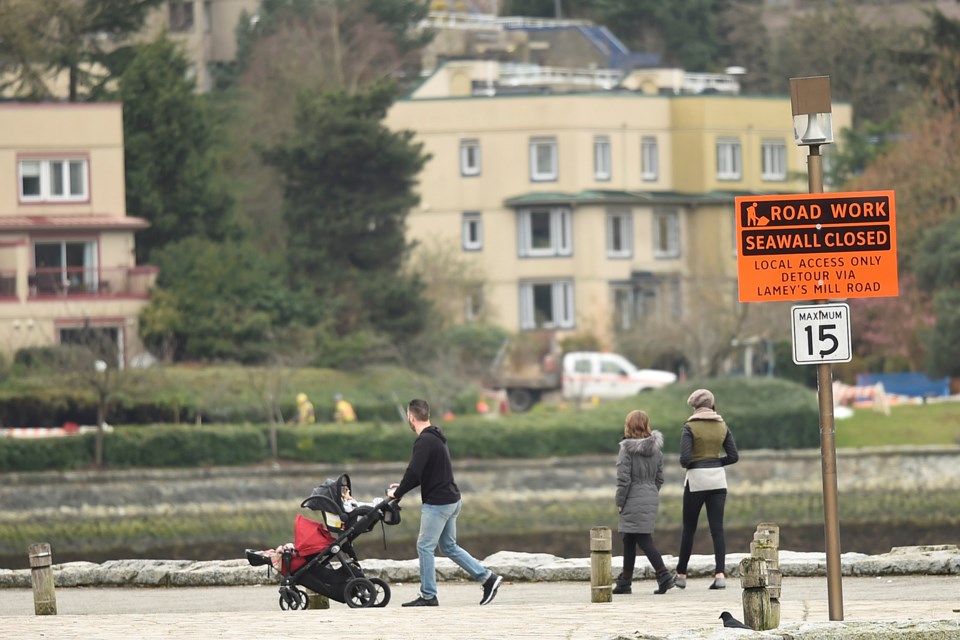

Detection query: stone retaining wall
(3, 445), (959, 511)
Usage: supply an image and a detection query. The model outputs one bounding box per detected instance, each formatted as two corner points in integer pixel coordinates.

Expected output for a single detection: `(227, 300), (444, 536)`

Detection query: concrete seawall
(3, 445), (960, 509)
(2, 545), (958, 589)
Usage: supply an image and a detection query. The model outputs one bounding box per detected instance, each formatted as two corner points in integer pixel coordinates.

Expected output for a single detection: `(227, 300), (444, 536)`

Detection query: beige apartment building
(0, 103), (155, 367)
(386, 62), (853, 346)
(146, 0), (260, 92)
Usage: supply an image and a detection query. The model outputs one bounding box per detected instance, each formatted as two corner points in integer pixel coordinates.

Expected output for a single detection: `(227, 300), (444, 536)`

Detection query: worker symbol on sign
(746, 202), (770, 227)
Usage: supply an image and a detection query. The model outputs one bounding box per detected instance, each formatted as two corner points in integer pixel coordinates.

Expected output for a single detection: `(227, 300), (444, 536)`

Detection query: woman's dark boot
(654, 569), (676, 594)
(612, 572), (633, 595)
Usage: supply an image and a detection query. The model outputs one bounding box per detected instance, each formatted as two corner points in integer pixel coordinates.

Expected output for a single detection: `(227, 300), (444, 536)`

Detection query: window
(594, 135), (611, 181)
(653, 209), (680, 258)
(612, 273), (678, 330)
(761, 139), (787, 181)
(462, 212), (483, 251)
(606, 209), (632, 258)
(464, 286), (484, 322)
(529, 137), (557, 182)
(716, 137), (742, 180)
(518, 207), (572, 257)
(203, 0), (213, 32)
(520, 281), (574, 329)
(641, 136), (658, 181)
(169, 1), (195, 32)
(460, 138), (481, 176)
(33, 240), (98, 294)
(19, 158), (88, 202)
(60, 325), (122, 368)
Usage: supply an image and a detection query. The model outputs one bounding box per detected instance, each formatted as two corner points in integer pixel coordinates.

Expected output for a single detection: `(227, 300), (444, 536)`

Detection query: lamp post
(790, 75), (844, 621)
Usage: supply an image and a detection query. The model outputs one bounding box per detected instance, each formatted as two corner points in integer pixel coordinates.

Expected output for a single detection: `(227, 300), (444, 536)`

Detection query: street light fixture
(790, 75), (844, 622)
(790, 76), (833, 146)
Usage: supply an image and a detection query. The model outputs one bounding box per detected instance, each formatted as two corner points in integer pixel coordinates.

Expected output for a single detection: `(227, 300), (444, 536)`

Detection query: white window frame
(716, 137), (742, 181)
(612, 286), (635, 330)
(460, 138), (481, 177)
(464, 286), (484, 322)
(653, 209), (680, 259)
(761, 139), (787, 181)
(529, 137), (558, 182)
(641, 136), (658, 181)
(518, 207), (572, 257)
(462, 212), (483, 251)
(593, 135), (611, 181)
(19, 158), (89, 202)
(33, 239), (99, 292)
(169, 1), (195, 32)
(606, 209), (632, 259)
(520, 280), (575, 330)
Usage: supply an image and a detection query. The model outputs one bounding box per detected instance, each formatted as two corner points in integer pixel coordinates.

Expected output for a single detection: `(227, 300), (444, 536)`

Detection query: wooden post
(589, 526), (612, 603)
(305, 588), (329, 609)
(28, 543), (57, 615)
(738, 556), (769, 630)
(749, 522), (781, 630)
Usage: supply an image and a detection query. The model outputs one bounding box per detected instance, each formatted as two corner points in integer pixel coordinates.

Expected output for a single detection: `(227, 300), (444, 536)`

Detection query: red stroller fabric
(287, 514), (336, 573)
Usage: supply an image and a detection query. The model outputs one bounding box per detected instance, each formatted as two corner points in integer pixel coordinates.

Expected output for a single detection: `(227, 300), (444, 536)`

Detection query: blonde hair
(624, 410), (651, 439)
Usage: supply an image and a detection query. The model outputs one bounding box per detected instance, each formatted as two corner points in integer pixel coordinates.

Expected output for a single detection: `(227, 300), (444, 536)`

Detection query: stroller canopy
(301, 473), (352, 518)
(294, 514), (336, 557)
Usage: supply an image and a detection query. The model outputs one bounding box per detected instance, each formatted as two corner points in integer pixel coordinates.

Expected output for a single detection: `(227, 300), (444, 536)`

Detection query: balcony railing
(14, 265), (158, 300)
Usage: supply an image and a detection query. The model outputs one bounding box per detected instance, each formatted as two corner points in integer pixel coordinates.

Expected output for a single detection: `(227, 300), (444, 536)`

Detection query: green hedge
(0, 378), (822, 472)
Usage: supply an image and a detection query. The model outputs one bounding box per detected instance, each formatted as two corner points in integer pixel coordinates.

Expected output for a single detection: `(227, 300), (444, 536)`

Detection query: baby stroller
(245, 473), (401, 610)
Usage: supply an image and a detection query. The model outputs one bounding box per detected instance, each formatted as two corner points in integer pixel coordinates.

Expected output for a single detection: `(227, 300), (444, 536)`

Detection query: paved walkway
(2, 576), (959, 639)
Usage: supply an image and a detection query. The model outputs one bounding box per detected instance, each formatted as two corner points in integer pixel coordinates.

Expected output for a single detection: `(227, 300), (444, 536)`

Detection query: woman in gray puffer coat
(613, 409), (676, 595)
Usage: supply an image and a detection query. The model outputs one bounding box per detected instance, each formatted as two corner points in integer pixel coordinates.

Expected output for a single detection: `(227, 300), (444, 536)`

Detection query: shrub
(0, 376), (822, 472)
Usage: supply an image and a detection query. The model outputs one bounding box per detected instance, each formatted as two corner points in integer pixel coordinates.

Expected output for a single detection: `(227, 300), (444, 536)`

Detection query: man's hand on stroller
(386, 482), (399, 500)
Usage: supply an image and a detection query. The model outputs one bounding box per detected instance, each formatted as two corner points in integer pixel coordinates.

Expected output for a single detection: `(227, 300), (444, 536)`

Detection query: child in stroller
(246, 473), (401, 610)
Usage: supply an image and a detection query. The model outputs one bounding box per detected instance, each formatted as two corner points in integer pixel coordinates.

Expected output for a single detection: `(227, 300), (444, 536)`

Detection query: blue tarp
(856, 372), (951, 398)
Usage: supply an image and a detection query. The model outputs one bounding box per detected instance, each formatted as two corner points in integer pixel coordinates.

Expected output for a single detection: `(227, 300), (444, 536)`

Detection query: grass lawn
(834, 399), (960, 448)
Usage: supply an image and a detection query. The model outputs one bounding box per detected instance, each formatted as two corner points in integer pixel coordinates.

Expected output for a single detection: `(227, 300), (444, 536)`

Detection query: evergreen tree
(119, 37), (235, 261)
(261, 82), (431, 344)
(914, 217), (960, 377)
(141, 237), (300, 362)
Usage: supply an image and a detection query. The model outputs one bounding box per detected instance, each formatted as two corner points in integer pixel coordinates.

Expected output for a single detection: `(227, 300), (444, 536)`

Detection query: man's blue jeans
(417, 500), (489, 599)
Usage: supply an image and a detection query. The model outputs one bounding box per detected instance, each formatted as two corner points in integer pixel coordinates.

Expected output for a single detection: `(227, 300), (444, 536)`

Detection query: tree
(222, 0), (433, 255)
(0, 0), (163, 101)
(261, 82), (431, 345)
(119, 37), (236, 261)
(141, 237), (301, 361)
(848, 275), (933, 373)
(763, 0), (922, 128)
(914, 217), (960, 377)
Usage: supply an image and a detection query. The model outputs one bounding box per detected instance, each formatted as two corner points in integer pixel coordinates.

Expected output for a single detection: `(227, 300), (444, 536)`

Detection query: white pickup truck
(486, 342), (677, 412)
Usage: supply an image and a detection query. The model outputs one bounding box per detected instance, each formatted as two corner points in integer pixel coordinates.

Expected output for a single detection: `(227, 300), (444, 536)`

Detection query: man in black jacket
(388, 398), (502, 607)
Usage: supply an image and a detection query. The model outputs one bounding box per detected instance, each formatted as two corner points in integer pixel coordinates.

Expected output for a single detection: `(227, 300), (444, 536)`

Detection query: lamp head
(790, 76), (833, 146)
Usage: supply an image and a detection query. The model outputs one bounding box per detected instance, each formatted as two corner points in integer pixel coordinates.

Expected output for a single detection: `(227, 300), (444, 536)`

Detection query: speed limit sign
(791, 303), (852, 365)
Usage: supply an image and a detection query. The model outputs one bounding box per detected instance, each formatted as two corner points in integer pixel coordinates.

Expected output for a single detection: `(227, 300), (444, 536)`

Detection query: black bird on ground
(719, 611), (752, 629)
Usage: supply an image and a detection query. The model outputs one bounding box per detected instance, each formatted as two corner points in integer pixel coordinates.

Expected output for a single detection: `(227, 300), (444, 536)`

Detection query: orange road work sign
(735, 190), (898, 303)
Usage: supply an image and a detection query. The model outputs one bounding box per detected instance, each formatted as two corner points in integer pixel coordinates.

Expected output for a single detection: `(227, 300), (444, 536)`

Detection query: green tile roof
(503, 189), (804, 207)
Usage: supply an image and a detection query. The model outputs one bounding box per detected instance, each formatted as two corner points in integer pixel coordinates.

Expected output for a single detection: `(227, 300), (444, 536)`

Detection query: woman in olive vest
(674, 389), (739, 590)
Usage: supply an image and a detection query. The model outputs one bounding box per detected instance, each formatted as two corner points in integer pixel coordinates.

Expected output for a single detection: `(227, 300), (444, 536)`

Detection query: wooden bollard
(739, 556), (770, 630)
(589, 526), (612, 603)
(748, 522), (781, 630)
(305, 588), (329, 609)
(28, 543), (57, 615)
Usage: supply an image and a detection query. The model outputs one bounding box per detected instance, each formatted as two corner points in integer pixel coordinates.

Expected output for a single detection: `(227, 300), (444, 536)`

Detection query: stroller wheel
(294, 588), (309, 609)
(369, 577), (391, 607)
(344, 577), (376, 608)
(279, 587), (302, 611)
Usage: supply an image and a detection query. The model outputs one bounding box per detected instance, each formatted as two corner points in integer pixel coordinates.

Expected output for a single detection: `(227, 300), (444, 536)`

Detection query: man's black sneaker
(401, 595), (438, 607)
(480, 573), (502, 605)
